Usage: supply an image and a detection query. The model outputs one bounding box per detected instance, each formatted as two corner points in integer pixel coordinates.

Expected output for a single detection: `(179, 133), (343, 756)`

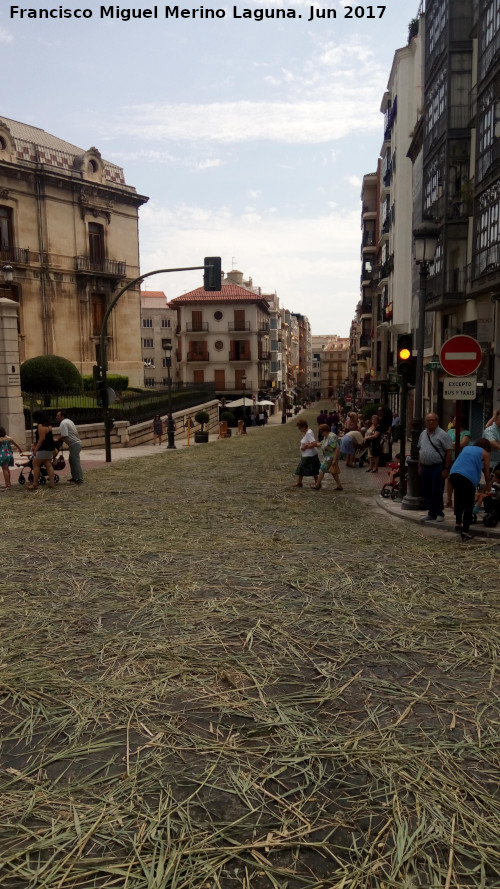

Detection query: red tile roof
(170, 283), (268, 305)
(141, 291), (167, 299)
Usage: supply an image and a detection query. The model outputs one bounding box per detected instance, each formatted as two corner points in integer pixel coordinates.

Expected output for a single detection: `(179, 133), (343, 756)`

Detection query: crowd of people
(293, 403), (500, 540)
(293, 405), (397, 490)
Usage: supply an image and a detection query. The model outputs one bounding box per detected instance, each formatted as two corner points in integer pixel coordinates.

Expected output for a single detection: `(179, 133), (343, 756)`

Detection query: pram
(16, 452), (64, 486)
(482, 482), (500, 528)
(380, 461), (403, 500)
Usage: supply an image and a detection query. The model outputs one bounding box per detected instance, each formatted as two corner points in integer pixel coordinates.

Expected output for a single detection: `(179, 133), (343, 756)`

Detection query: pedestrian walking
(152, 414), (164, 445)
(449, 438), (491, 540)
(29, 411), (56, 489)
(293, 420), (320, 487)
(417, 413), (453, 523)
(364, 414), (381, 473)
(0, 426), (23, 490)
(55, 410), (84, 485)
(312, 424), (342, 490)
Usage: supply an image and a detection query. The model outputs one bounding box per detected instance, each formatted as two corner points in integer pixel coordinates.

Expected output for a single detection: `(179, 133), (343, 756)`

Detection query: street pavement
(2, 405), (499, 884)
(5, 409), (499, 543)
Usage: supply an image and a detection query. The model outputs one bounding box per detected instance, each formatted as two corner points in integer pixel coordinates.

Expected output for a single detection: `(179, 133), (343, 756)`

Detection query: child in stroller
(380, 460), (401, 500)
(380, 453), (408, 500)
(473, 468), (500, 527)
(17, 451), (64, 486)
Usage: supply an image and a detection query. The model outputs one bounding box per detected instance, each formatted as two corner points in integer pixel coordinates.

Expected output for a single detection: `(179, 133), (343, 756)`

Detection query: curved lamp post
(402, 221), (441, 510)
(99, 264), (209, 462)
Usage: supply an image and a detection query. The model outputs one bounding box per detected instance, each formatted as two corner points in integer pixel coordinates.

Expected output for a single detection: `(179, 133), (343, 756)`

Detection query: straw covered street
(1, 409), (499, 888)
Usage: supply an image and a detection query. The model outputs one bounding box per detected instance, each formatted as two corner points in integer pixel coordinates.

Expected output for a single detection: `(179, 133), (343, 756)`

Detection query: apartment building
(169, 270), (272, 398)
(0, 116), (148, 385)
(140, 291), (177, 388)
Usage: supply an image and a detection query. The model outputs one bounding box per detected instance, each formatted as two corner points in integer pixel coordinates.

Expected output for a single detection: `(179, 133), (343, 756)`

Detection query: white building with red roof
(169, 270), (272, 399)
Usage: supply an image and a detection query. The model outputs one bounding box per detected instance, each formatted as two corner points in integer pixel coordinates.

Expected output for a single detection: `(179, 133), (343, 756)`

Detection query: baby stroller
(482, 482), (500, 528)
(17, 452), (64, 486)
(380, 461), (402, 501)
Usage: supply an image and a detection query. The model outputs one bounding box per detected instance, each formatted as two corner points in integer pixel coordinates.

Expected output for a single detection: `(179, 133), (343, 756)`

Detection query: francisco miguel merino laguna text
(10, 5), (387, 20)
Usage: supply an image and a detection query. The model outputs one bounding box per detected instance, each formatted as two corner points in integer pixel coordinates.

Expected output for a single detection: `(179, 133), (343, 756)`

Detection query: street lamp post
(402, 221), (440, 511)
(162, 338), (176, 450)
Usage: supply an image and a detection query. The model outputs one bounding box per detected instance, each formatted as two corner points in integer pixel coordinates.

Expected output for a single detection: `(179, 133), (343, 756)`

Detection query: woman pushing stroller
(28, 411), (56, 489)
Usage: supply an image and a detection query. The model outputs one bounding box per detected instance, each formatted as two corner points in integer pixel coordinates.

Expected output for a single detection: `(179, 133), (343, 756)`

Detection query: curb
(375, 494), (500, 542)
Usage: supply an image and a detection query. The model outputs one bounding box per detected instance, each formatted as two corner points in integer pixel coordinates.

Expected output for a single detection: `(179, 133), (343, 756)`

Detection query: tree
(20, 355), (83, 393)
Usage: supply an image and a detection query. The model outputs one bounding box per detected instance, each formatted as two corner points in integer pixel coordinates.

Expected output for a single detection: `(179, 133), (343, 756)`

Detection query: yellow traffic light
(399, 347), (411, 361)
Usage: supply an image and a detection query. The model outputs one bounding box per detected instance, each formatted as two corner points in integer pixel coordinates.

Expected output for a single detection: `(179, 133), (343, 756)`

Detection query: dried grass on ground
(0, 412), (499, 888)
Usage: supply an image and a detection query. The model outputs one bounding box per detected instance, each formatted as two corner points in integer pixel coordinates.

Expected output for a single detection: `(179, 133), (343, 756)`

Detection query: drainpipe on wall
(35, 172), (49, 354)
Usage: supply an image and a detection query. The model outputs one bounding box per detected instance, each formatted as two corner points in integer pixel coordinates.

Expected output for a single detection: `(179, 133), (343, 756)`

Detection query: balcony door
(89, 223), (105, 265)
(234, 309), (246, 330)
(191, 310), (203, 331)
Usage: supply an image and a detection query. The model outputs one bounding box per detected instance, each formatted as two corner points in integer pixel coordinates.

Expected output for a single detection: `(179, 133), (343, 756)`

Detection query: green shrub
(21, 355), (82, 393)
(194, 410), (210, 431)
(82, 374), (129, 393)
(220, 411), (237, 427)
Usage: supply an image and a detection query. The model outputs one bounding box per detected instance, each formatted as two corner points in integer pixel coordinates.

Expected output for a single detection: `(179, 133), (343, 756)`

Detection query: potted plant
(194, 410), (210, 443)
(219, 410), (236, 437)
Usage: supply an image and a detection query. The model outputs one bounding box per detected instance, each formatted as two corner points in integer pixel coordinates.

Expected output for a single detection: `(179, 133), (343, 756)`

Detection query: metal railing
(75, 256), (126, 276)
(0, 246), (30, 264)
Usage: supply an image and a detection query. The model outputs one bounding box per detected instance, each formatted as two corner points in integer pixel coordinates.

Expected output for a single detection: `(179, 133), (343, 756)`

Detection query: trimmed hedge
(21, 355), (82, 394)
(82, 374), (129, 393)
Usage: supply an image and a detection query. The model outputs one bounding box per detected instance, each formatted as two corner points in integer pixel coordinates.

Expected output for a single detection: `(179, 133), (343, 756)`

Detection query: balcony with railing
(186, 321), (209, 332)
(258, 350), (270, 361)
(75, 256), (126, 276)
(187, 351), (210, 362)
(228, 321), (250, 331)
(229, 351), (251, 361)
(0, 246), (31, 265)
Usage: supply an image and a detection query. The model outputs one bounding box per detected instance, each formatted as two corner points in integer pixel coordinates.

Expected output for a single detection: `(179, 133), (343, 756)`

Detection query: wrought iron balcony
(75, 256), (126, 276)
(187, 352), (210, 362)
(186, 322), (209, 332)
(228, 321), (250, 331)
(0, 247), (30, 265)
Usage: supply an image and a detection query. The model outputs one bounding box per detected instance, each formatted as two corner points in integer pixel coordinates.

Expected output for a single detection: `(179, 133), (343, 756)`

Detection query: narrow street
(1, 410), (499, 888)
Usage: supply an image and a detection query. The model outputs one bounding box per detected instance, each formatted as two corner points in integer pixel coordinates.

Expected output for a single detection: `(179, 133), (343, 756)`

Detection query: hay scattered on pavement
(1, 414), (499, 888)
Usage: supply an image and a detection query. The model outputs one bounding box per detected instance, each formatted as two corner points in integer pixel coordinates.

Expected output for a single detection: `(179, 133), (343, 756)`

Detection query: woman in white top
(294, 420), (321, 487)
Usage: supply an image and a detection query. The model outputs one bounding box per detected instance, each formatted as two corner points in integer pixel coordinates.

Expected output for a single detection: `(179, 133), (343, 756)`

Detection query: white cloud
(91, 34), (386, 147)
(0, 27), (14, 43)
(137, 201), (361, 335)
(346, 175), (362, 187)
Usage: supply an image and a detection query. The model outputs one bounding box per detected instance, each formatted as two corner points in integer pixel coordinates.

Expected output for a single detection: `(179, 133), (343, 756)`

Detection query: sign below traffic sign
(443, 376), (477, 400)
(440, 335), (482, 376)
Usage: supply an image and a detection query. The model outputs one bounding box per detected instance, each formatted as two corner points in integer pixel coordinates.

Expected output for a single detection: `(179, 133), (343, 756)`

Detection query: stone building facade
(0, 116), (148, 385)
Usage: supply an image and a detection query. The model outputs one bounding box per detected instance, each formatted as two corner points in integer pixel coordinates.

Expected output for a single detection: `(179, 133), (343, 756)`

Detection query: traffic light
(203, 256), (222, 292)
(397, 333), (416, 383)
(96, 380), (108, 409)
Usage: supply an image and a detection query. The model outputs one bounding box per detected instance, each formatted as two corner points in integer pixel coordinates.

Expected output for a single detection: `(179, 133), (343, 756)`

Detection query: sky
(1, 0), (420, 336)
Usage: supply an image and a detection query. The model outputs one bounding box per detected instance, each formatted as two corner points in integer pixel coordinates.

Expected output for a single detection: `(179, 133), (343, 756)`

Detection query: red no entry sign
(440, 335), (482, 376)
